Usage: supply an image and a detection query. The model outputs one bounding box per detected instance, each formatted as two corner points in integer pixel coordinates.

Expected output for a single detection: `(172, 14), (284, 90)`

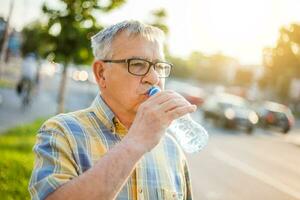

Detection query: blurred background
(0, 0), (300, 199)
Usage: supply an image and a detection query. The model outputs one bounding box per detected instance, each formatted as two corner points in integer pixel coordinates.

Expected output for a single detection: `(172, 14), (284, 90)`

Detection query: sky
(1, 0), (300, 65)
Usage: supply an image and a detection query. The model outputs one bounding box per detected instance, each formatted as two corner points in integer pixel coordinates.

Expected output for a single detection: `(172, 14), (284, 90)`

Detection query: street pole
(0, 0), (14, 79)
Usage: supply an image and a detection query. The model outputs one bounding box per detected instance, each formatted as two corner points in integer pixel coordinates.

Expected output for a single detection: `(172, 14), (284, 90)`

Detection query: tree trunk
(0, 0), (14, 79)
(57, 64), (68, 114)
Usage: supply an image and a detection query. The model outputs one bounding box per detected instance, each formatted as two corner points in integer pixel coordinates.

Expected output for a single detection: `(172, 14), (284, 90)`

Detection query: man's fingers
(166, 105), (197, 121)
(147, 90), (180, 105)
(160, 98), (190, 112)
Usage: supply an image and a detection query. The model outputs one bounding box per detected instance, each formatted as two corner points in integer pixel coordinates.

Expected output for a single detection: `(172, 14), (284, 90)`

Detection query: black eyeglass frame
(102, 58), (173, 78)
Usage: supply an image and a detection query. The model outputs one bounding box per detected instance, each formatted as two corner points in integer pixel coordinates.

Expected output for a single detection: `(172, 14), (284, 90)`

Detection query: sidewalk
(0, 87), (56, 133)
(0, 74), (98, 133)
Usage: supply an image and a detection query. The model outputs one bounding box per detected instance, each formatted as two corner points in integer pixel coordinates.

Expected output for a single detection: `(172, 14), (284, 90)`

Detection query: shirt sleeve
(184, 160), (193, 200)
(29, 121), (78, 200)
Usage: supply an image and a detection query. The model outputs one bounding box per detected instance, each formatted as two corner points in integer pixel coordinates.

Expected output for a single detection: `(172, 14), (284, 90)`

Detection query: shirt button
(138, 188), (143, 193)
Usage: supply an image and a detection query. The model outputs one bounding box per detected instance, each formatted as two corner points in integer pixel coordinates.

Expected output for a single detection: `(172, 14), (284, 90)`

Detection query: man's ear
(93, 60), (106, 88)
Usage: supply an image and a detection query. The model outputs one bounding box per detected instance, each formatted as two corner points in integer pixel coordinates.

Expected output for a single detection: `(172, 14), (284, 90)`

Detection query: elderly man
(29, 20), (196, 200)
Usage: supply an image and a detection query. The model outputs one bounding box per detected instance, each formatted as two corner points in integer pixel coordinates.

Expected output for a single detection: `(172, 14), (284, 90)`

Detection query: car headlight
(225, 108), (235, 120)
(248, 111), (259, 124)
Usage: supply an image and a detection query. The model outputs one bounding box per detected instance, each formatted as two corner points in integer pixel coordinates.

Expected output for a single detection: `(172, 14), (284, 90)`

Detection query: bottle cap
(148, 86), (161, 96)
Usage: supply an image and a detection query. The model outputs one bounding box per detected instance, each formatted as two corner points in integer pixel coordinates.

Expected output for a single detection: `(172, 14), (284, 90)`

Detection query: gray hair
(91, 20), (165, 60)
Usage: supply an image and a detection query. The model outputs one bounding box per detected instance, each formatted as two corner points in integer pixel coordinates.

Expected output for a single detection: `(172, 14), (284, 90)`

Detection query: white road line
(211, 148), (300, 200)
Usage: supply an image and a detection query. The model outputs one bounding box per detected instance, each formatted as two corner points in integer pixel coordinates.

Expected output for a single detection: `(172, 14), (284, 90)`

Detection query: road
(0, 73), (98, 132)
(187, 114), (300, 200)
(1, 74), (300, 199)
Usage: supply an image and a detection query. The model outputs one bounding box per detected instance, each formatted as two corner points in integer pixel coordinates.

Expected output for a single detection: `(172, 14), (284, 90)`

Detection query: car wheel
(246, 126), (254, 134)
(214, 117), (225, 128)
(261, 121), (268, 128)
(282, 127), (290, 134)
(221, 118), (230, 129)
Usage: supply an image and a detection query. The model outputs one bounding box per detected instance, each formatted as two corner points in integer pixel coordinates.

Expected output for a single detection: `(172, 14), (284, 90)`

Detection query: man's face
(95, 32), (165, 117)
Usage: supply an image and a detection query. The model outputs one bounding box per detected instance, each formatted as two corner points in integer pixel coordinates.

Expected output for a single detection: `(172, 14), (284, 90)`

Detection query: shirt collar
(90, 93), (128, 137)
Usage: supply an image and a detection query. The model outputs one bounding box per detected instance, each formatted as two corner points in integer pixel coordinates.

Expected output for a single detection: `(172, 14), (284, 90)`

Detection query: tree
(193, 52), (237, 84)
(22, 0), (125, 113)
(233, 68), (254, 87)
(21, 22), (48, 56)
(149, 9), (169, 34)
(168, 56), (192, 78)
(260, 23), (300, 102)
(148, 8), (171, 60)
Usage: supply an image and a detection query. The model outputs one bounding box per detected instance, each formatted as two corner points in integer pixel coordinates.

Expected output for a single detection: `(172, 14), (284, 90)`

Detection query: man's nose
(142, 66), (160, 85)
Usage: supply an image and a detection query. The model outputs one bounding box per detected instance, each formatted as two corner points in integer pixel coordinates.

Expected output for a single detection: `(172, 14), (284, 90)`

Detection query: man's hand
(125, 90), (197, 153)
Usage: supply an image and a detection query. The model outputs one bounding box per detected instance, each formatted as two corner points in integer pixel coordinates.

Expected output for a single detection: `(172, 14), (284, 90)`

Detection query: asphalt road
(187, 118), (300, 200)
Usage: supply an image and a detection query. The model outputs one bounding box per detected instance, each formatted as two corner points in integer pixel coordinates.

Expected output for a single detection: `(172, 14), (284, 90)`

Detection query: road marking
(211, 148), (300, 200)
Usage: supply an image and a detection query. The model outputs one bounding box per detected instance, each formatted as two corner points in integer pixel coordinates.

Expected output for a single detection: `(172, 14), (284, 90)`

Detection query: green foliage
(21, 0), (126, 113)
(149, 8), (169, 34)
(21, 22), (48, 57)
(0, 79), (15, 89)
(0, 119), (45, 200)
(168, 56), (193, 79)
(260, 23), (300, 101)
(168, 51), (237, 84)
(22, 0), (126, 65)
(233, 68), (254, 87)
(41, 0), (100, 64)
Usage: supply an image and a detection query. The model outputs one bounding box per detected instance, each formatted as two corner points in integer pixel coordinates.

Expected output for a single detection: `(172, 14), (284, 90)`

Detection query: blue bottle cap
(148, 86), (161, 96)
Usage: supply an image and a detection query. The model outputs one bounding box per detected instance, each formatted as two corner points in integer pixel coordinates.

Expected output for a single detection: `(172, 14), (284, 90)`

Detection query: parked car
(165, 80), (206, 106)
(202, 93), (259, 133)
(256, 101), (295, 133)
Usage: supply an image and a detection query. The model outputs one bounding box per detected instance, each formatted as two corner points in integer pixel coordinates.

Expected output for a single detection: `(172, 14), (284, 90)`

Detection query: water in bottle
(148, 86), (209, 153)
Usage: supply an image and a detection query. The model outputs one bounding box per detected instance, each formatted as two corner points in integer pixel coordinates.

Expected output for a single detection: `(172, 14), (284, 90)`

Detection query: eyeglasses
(102, 58), (173, 78)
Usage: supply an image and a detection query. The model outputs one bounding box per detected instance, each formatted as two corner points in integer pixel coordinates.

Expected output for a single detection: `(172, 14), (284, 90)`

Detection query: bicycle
(19, 78), (34, 109)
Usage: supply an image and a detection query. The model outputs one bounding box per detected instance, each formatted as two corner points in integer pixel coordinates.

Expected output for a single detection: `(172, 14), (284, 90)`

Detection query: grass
(294, 111), (300, 119)
(0, 79), (15, 89)
(0, 119), (45, 200)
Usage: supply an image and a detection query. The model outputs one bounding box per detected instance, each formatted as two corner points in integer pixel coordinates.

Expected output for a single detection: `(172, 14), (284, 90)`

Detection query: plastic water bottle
(148, 86), (209, 153)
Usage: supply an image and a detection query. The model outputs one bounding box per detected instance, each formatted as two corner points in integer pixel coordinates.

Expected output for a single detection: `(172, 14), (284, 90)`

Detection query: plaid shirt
(29, 94), (193, 200)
